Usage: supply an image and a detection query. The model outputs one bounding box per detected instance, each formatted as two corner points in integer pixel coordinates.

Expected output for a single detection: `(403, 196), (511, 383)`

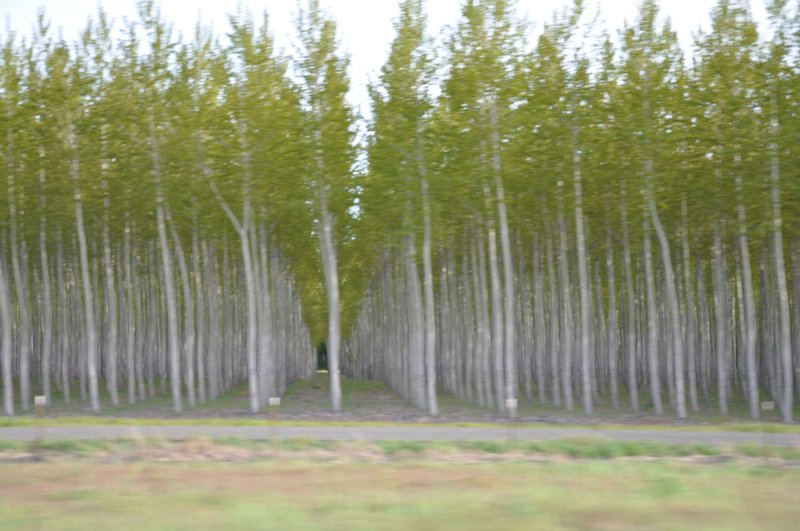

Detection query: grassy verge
(2, 436), (800, 461)
(0, 458), (798, 530)
(1, 415), (799, 433)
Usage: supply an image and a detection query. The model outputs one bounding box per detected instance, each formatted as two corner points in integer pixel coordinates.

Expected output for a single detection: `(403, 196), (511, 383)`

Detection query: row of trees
(0, 1), (338, 413)
(344, 0), (800, 422)
(1, 0), (799, 421)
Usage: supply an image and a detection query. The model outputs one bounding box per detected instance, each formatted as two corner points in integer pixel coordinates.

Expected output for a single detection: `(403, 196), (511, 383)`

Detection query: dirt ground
(29, 371), (792, 426)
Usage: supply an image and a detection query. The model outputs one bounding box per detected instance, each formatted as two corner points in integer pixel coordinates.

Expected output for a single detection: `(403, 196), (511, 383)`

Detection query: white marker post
(505, 398), (518, 419)
(268, 397), (281, 439)
(505, 398), (519, 442)
(34, 396), (47, 458)
(760, 401), (777, 453)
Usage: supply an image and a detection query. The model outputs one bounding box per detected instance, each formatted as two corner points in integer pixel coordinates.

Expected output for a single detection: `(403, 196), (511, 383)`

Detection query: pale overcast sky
(2, 0), (772, 113)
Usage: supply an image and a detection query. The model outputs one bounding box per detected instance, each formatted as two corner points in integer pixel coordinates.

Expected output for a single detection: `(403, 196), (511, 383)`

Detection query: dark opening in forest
(316, 342), (328, 371)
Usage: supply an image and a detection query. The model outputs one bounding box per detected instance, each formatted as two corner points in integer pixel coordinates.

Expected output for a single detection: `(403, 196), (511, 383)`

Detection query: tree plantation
(1, 0), (799, 422)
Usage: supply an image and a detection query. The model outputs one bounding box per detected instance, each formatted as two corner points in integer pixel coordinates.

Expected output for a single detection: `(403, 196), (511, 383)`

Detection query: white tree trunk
(647, 189), (686, 418)
(489, 102), (516, 416)
(643, 214), (663, 415)
(148, 110), (182, 413)
(572, 125), (593, 415)
(0, 251), (13, 415)
(768, 92), (793, 422)
(680, 199), (699, 411)
(621, 195), (639, 411)
(557, 204), (574, 411)
(417, 125), (438, 416)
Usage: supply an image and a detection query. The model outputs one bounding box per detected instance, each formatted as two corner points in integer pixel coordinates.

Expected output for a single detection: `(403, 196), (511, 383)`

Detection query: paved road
(0, 425), (798, 446)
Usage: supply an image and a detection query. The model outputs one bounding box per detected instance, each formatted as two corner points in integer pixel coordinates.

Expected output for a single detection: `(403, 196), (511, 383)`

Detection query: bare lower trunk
(0, 251), (13, 415)
(681, 199), (699, 412)
(768, 93), (793, 422)
(257, 225), (274, 406)
(573, 125), (592, 415)
(193, 228), (207, 404)
(167, 209), (196, 409)
(734, 176), (759, 420)
(68, 136), (101, 413)
(713, 222), (728, 416)
(39, 225), (53, 405)
(489, 102), (516, 416)
(476, 229), (494, 409)
(405, 234), (427, 410)
(647, 191), (686, 419)
(319, 196), (342, 412)
(545, 226), (561, 408)
(621, 196), (639, 411)
(417, 126), (438, 416)
(56, 234), (71, 404)
(556, 204), (574, 411)
(606, 227), (619, 409)
(123, 221), (136, 404)
(643, 215), (663, 415)
(533, 240), (547, 404)
(103, 223), (119, 407)
(37, 147), (53, 404)
(486, 213), (506, 412)
(240, 215), (259, 413)
(148, 109), (182, 413)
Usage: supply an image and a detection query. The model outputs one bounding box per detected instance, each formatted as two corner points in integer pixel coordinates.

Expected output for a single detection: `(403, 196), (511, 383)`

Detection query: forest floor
(19, 371), (796, 428)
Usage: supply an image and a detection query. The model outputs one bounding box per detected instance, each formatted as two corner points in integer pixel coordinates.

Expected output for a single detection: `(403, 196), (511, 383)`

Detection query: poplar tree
(295, 0), (356, 412)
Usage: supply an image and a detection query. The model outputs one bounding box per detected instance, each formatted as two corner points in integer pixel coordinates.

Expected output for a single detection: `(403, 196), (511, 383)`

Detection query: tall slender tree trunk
(643, 214), (663, 415)
(167, 208), (196, 409)
(572, 125), (592, 415)
(472, 235), (493, 408)
(38, 150), (53, 405)
(486, 207), (506, 412)
(56, 233), (71, 404)
(405, 233), (427, 410)
(319, 190), (342, 412)
(71, 150), (101, 413)
(103, 216), (119, 407)
(545, 224), (561, 408)
(489, 101), (516, 416)
(533, 239), (547, 404)
(713, 222), (728, 416)
(0, 249), (13, 415)
(681, 199), (699, 412)
(7, 173), (30, 413)
(257, 224), (275, 406)
(647, 187), (686, 418)
(768, 89), (793, 423)
(193, 228), (207, 404)
(148, 109), (182, 413)
(476, 227), (494, 409)
(239, 210), (259, 413)
(606, 226), (620, 409)
(734, 174), (759, 419)
(621, 195), (639, 411)
(417, 125), (438, 416)
(123, 220), (136, 404)
(557, 203), (574, 411)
